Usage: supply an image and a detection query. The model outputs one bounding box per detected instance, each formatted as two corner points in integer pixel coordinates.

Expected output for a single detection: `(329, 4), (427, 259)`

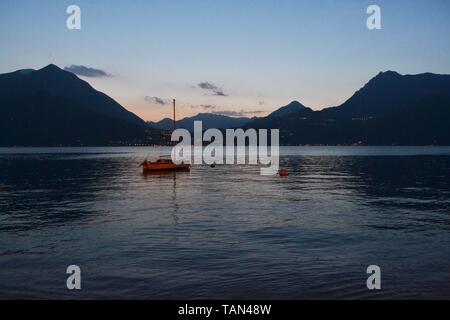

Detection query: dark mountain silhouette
(0, 64), (159, 146)
(322, 71), (450, 118)
(148, 118), (175, 130)
(246, 72), (450, 145)
(0, 64), (145, 125)
(148, 113), (250, 131)
(246, 100), (312, 129)
(2, 66), (450, 146)
(266, 100), (308, 119)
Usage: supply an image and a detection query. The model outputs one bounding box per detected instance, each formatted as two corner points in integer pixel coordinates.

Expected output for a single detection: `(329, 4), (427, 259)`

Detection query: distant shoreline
(1, 144), (449, 148)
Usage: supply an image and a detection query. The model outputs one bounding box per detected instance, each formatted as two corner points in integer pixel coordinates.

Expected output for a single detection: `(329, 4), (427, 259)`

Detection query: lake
(1, 146), (450, 299)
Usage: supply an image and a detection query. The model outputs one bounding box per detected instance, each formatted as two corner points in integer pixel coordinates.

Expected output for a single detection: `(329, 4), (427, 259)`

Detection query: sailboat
(141, 99), (191, 173)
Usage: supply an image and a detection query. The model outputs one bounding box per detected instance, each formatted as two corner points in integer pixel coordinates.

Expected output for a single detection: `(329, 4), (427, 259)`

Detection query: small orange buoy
(279, 168), (288, 177)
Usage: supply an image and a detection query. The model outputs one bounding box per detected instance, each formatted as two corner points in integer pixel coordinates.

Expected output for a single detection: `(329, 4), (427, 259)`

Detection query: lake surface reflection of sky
(1, 147), (450, 299)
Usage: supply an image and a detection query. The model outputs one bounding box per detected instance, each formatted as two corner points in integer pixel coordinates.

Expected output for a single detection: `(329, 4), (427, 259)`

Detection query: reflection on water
(0, 147), (450, 299)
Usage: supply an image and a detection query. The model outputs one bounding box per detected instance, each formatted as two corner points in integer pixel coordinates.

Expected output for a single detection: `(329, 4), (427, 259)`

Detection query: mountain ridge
(1, 66), (450, 146)
(0, 64), (159, 146)
(148, 112), (251, 131)
(245, 71), (450, 145)
(0, 64), (145, 126)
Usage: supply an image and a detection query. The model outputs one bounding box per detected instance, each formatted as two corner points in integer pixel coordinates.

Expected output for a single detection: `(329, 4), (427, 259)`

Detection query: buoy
(279, 168), (288, 177)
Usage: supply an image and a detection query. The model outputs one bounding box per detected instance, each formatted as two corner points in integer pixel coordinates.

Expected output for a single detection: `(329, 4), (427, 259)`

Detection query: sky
(1, 0), (450, 121)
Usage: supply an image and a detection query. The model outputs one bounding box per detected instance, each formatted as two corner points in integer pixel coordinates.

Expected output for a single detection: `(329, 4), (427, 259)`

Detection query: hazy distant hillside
(149, 113), (251, 131)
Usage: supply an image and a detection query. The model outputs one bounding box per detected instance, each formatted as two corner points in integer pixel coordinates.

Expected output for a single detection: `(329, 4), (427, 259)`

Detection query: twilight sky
(1, 0), (450, 121)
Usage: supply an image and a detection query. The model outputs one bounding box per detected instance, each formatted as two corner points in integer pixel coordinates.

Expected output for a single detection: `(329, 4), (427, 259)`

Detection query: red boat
(141, 157), (190, 173)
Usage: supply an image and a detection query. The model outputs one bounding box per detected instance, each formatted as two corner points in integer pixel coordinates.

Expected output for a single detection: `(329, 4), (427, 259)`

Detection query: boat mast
(172, 99), (176, 146)
(173, 98), (176, 132)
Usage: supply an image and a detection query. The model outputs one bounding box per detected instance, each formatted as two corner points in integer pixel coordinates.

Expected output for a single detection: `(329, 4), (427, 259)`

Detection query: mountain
(266, 100), (308, 119)
(2, 66), (450, 146)
(0, 64), (160, 146)
(148, 118), (174, 130)
(148, 101), (309, 133)
(0, 64), (145, 125)
(322, 71), (450, 118)
(245, 100), (312, 129)
(148, 113), (251, 131)
(246, 72), (450, 145)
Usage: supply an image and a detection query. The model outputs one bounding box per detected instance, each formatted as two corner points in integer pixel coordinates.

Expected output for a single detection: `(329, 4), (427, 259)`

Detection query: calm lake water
(1, 146), (450, 299)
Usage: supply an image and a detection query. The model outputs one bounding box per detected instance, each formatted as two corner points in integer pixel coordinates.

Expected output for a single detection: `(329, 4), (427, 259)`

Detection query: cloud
(198, 82), (217, 90)
(200, 104), (217, 110)
(212, 110), (244, 117)
(212, 110), (265, 117)
(189, 104), (218, 110)
(189, 104), (264, 117)
(214, 90), (227, 97)
(144, 96), (170, 105)
(64, 65), (111, 77)
(197, 81), (228, 96)
(247, 110), (265, 115)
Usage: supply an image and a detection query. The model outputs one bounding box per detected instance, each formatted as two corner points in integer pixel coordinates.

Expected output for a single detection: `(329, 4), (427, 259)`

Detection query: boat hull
(142, 163), (190, 173)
